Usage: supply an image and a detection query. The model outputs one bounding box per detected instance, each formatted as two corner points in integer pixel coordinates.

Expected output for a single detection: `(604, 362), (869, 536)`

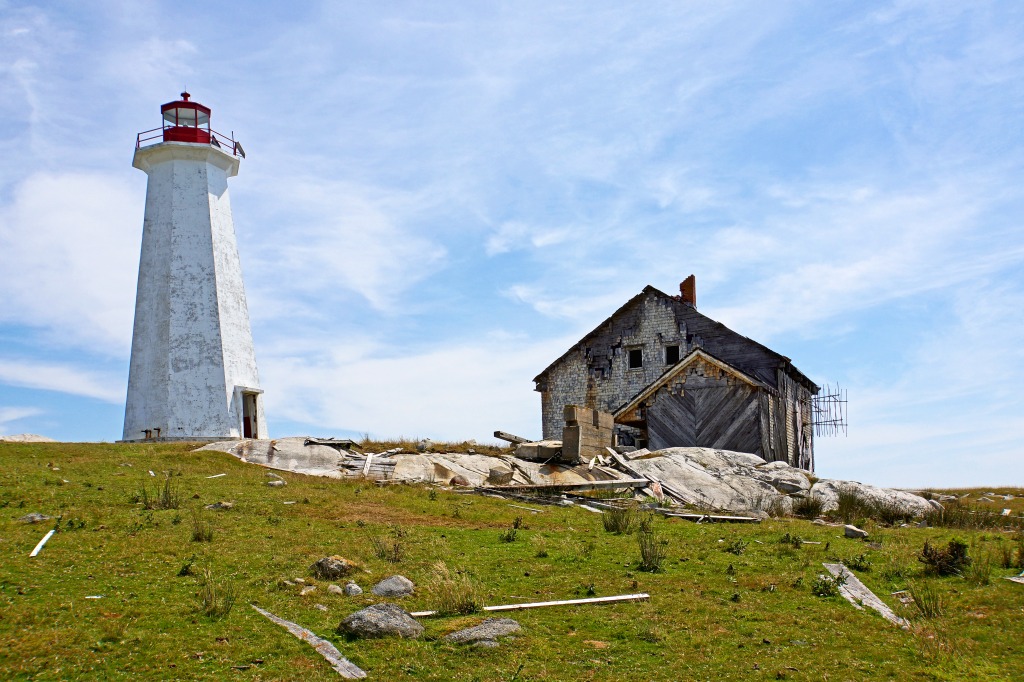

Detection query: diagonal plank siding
(647, 383), (761, 455)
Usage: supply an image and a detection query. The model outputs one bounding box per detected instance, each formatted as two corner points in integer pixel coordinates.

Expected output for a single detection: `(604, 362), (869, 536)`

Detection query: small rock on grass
(18, 513), (51, 524)
(300, 585), (317, 596)
(266, 480), (286, 488)
(344, 582), (363, 596)
(338, 603), (423, 639)
(371, 575), (414, 597)
(844, 524), (868, 539)
(204, 501), (234, 510)
(328, 584), (344, 596)
(310, 556), (358, 580)
(444, 618), (521, 645)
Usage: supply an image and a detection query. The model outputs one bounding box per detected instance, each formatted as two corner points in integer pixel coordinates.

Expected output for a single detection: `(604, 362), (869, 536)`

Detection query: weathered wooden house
(533, 276), (819, 470)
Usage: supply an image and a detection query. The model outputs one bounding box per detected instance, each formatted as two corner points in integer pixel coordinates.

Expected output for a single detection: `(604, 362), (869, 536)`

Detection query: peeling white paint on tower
(123, 93), (266, 442)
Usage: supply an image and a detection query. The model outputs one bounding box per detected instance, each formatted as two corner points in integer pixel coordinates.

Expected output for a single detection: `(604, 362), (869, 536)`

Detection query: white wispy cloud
(241, 176), (447, 314)
(0, 406), (44, 435)
(0, 171), (141, 353)
(0, 359), (123, 403)
(260, 333), (576, 441)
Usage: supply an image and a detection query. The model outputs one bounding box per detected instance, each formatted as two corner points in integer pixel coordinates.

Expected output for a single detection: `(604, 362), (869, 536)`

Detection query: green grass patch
(1, 441), (1023, 680)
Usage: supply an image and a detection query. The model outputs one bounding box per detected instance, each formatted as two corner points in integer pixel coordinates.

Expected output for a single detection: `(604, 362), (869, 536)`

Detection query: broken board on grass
(660, 512), (760, 524)
(823, 563), (909, 629)
(251, 605), (366, 679)
(410, 592), (650, 618)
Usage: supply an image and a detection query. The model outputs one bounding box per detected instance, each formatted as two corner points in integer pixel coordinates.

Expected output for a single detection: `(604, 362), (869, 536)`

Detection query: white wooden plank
(29, 529), (55, 557)
(508, 504), (544, 514)
(361, 453), (375, 478)
(411, 592), (649, 617)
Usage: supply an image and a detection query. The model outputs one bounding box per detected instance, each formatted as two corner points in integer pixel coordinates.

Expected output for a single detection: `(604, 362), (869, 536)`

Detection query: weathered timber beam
(494, 431), (530, 444)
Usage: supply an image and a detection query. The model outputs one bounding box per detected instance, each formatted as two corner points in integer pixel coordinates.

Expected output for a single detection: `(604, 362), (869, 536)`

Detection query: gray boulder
(444, 618), (521, 645)
(844, 524), (869, 539)
(310, 555), (358, 580)
(623, 447), (934, 517)
(487, 467), (514, 485)
(810, 480), (933, 517)
(371, 575), (414, 597)
(344, 582), (363, 596)
(338, 603), (423, 639)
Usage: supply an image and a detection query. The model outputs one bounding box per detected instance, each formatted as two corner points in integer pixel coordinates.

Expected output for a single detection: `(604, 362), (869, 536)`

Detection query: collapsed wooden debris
(251, 605), (366, 679)
(304, 437), (362, 451)
(822, 563), (909, 629)
(487, 478), (649, 493)
(410, 592), (650, 618)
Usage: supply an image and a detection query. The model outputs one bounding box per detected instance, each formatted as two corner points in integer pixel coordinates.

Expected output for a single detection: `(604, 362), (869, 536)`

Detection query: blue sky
(1, 1), (1022, 487)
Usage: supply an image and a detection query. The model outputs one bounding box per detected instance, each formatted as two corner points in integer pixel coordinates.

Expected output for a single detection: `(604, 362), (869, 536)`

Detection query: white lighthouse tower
(123, 92), (266, 442)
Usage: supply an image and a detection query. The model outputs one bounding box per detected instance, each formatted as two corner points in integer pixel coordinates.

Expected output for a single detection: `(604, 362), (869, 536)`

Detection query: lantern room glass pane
(163, 107), (206, 127)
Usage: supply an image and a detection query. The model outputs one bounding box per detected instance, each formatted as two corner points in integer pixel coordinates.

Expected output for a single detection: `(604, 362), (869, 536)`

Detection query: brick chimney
(680, 274), (696, 307)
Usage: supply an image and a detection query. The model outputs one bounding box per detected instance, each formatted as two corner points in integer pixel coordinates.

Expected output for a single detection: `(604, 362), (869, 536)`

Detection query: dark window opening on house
(665, 344), (680, 365)
(628, 348), (643, 369)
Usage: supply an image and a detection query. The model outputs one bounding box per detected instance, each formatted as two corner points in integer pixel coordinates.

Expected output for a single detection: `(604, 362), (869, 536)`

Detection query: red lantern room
(161, 91), (211, 143)
(136, 92), (244, 157)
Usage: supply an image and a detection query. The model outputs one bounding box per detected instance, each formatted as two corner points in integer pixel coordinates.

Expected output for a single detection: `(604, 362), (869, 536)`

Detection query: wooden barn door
(646, 387), (696, 450)
(647, 385), (761, 455)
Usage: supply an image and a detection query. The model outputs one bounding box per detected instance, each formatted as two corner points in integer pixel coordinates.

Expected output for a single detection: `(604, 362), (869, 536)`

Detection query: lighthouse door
(242, 392), (259, 438)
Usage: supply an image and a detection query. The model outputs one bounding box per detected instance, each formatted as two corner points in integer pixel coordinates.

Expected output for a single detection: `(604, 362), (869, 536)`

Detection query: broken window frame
(628, 347), (643, 369)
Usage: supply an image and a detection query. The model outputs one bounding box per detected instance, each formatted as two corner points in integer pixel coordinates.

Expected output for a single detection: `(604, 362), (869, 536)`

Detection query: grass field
(1, 441), (1022, 681)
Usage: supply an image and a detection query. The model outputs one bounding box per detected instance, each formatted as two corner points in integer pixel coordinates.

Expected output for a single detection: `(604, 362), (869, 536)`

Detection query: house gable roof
(532, 286), (651, 383)
(533, 285), (818, 392)
(613, 347), (767, 420)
